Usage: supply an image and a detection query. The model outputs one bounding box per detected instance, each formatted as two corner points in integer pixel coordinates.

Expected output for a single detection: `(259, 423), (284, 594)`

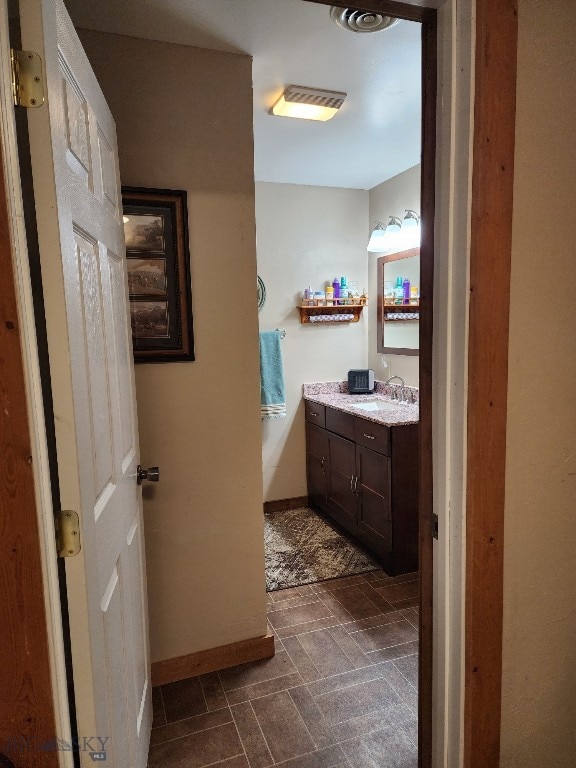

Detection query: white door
(19, 0), (152, 765)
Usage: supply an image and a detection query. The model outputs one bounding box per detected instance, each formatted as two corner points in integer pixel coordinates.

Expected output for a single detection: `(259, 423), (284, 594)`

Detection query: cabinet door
(356, 444), (392, 555)
(326, 431), (357, 529)
(306, 423), (328, 510)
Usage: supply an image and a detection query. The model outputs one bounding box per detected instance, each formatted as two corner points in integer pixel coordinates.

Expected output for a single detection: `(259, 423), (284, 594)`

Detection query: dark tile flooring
(148, 569), (419, 768)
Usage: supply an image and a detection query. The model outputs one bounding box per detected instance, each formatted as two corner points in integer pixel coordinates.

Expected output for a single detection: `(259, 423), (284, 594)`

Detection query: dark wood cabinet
(305, 403), (418, 576)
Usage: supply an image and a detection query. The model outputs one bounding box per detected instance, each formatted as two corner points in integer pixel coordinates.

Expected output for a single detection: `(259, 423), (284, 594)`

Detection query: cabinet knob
(137, 465), (160, 485)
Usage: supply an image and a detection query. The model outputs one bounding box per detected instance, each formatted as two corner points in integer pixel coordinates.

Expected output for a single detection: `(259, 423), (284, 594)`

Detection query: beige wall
(255, 182), (369, 502)
(501, 1), (576, 764)
(79, 30), (267, 663)
(368, 164), (421, 386)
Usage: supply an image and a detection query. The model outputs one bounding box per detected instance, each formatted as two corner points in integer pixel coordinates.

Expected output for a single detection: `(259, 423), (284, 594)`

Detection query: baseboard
(151, 629), (275, 687)
(264, 496), (308, 514)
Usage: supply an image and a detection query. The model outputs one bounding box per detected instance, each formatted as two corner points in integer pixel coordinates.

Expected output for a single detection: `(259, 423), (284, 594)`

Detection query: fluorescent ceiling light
(270, 85), (346, 122)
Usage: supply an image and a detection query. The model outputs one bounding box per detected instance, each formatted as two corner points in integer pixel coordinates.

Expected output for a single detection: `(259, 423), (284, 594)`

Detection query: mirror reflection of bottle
(403, 278), (411, 305)
(384, 281), (394, 305)
(394, 277), (404, 305)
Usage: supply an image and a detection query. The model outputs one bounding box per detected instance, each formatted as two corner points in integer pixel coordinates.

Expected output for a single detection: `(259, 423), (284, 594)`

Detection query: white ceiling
(64, 0), (422, 190)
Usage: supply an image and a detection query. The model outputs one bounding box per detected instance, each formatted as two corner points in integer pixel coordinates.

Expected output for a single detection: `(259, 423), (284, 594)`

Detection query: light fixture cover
(367, 223), (387, 252)
(270, 85), (347, 121)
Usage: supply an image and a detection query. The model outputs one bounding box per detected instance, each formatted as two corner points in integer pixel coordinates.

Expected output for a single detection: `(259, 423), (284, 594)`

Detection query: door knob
(137, 465), (160, 485)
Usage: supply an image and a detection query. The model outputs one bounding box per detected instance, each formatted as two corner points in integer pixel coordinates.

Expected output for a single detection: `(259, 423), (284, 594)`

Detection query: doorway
(256, 1), (435, 765)
(4, 3), (520, 764)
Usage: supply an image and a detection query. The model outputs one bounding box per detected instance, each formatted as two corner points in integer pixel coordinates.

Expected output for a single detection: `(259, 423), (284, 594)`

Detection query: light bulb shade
(270, 85), (346, 121)
(367, 226), (388, 252)
(382, 216), (402, 251)
(400, 210), (421, 248)
(402, 210), (419, 229)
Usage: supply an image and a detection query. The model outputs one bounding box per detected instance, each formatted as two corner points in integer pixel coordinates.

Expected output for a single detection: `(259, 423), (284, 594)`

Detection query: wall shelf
(298, 303), (366, 324)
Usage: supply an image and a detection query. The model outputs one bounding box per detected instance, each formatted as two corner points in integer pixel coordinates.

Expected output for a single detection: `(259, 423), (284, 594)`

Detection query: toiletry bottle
(384, 281), (394, 305)
(394, 277), (404, 305)
(340, 276), (349, 304)
(325, 285), (334, 306)
(332, 277), (340, 303)
(403, 278), (411, 305)
(410, 286), (419, 305)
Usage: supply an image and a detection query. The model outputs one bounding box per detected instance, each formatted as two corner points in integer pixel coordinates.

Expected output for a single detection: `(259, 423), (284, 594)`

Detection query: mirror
(377, 248), (420, 356)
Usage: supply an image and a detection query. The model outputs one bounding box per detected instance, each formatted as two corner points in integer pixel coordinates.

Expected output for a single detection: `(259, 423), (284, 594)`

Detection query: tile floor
(148, 569), (419, 768)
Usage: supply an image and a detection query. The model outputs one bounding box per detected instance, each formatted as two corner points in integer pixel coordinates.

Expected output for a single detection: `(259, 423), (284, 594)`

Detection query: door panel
(21, 0), (151, 764)
(307, 453), (327, 510)
(357, 445), (392, 553)
(326, 432), (356, 527)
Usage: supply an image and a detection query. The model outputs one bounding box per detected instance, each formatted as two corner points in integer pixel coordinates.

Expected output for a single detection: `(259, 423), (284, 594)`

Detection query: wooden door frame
(1, 0), (517, 765)
(0, 5), (73, 766)
(0, 96), (61, 768)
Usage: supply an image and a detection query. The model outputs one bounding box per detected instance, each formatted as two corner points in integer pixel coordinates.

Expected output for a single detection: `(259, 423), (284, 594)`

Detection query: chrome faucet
(384, 375), (406, 401)
(384, 375), (405, 387)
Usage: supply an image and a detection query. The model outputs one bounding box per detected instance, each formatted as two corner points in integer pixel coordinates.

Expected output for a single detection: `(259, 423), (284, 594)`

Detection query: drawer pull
(309, 411), (319, 417)
(363, 433), (376, 440)
(321, 457), (325, 469)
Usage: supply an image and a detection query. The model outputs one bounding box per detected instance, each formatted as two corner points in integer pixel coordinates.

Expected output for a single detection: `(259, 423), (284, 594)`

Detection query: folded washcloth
(259, 330), (286, 419)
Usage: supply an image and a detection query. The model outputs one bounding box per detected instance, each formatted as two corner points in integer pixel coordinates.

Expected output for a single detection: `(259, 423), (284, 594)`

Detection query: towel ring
(257, 275), (266, 311)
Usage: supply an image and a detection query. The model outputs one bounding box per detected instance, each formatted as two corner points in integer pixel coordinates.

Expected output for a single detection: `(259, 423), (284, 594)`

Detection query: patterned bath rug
(264, 506), (378, 592)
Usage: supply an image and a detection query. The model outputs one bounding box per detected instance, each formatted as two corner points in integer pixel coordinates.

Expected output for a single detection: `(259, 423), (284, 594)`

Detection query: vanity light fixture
(270, 85), (347, 121)
(367, 213), (420, 252)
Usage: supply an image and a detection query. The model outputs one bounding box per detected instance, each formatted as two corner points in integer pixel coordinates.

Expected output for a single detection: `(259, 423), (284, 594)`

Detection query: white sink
(349, 400), (397, 412)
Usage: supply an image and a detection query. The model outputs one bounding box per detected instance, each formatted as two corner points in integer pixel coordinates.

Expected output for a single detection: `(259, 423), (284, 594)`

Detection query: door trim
(465, 1), (518, 765)
(0, 4), (73, 765)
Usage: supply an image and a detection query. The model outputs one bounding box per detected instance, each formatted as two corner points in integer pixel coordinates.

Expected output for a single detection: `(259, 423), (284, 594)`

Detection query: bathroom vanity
(303, 383), (419, 576)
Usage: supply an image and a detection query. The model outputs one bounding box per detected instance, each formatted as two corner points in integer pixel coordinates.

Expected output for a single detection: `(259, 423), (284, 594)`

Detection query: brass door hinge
(56, 510), (81, 558)
(10, 49), (44, 108)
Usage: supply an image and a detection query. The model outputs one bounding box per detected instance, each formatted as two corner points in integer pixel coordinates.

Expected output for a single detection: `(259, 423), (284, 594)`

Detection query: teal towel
(259, 331), (286, 419)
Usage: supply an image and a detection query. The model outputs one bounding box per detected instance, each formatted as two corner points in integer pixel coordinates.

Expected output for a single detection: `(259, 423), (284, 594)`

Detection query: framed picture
(122, 187), (195, 362)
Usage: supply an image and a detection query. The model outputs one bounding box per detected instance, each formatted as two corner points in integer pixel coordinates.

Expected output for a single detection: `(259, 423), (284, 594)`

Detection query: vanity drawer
(326, 406), (355, 441)
(354, 418), (390, 456)
(305, 400), (326, 428)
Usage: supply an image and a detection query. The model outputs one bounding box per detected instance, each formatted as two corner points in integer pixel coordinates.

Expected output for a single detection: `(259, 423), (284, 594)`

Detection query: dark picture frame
(122, 187), (194, 362)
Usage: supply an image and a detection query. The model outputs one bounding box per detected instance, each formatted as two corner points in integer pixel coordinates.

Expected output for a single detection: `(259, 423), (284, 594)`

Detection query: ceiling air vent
(329, 7), (400, 33)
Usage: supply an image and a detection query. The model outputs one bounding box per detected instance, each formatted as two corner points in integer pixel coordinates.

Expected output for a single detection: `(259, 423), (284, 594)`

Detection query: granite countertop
(302, 380), (419, 427)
